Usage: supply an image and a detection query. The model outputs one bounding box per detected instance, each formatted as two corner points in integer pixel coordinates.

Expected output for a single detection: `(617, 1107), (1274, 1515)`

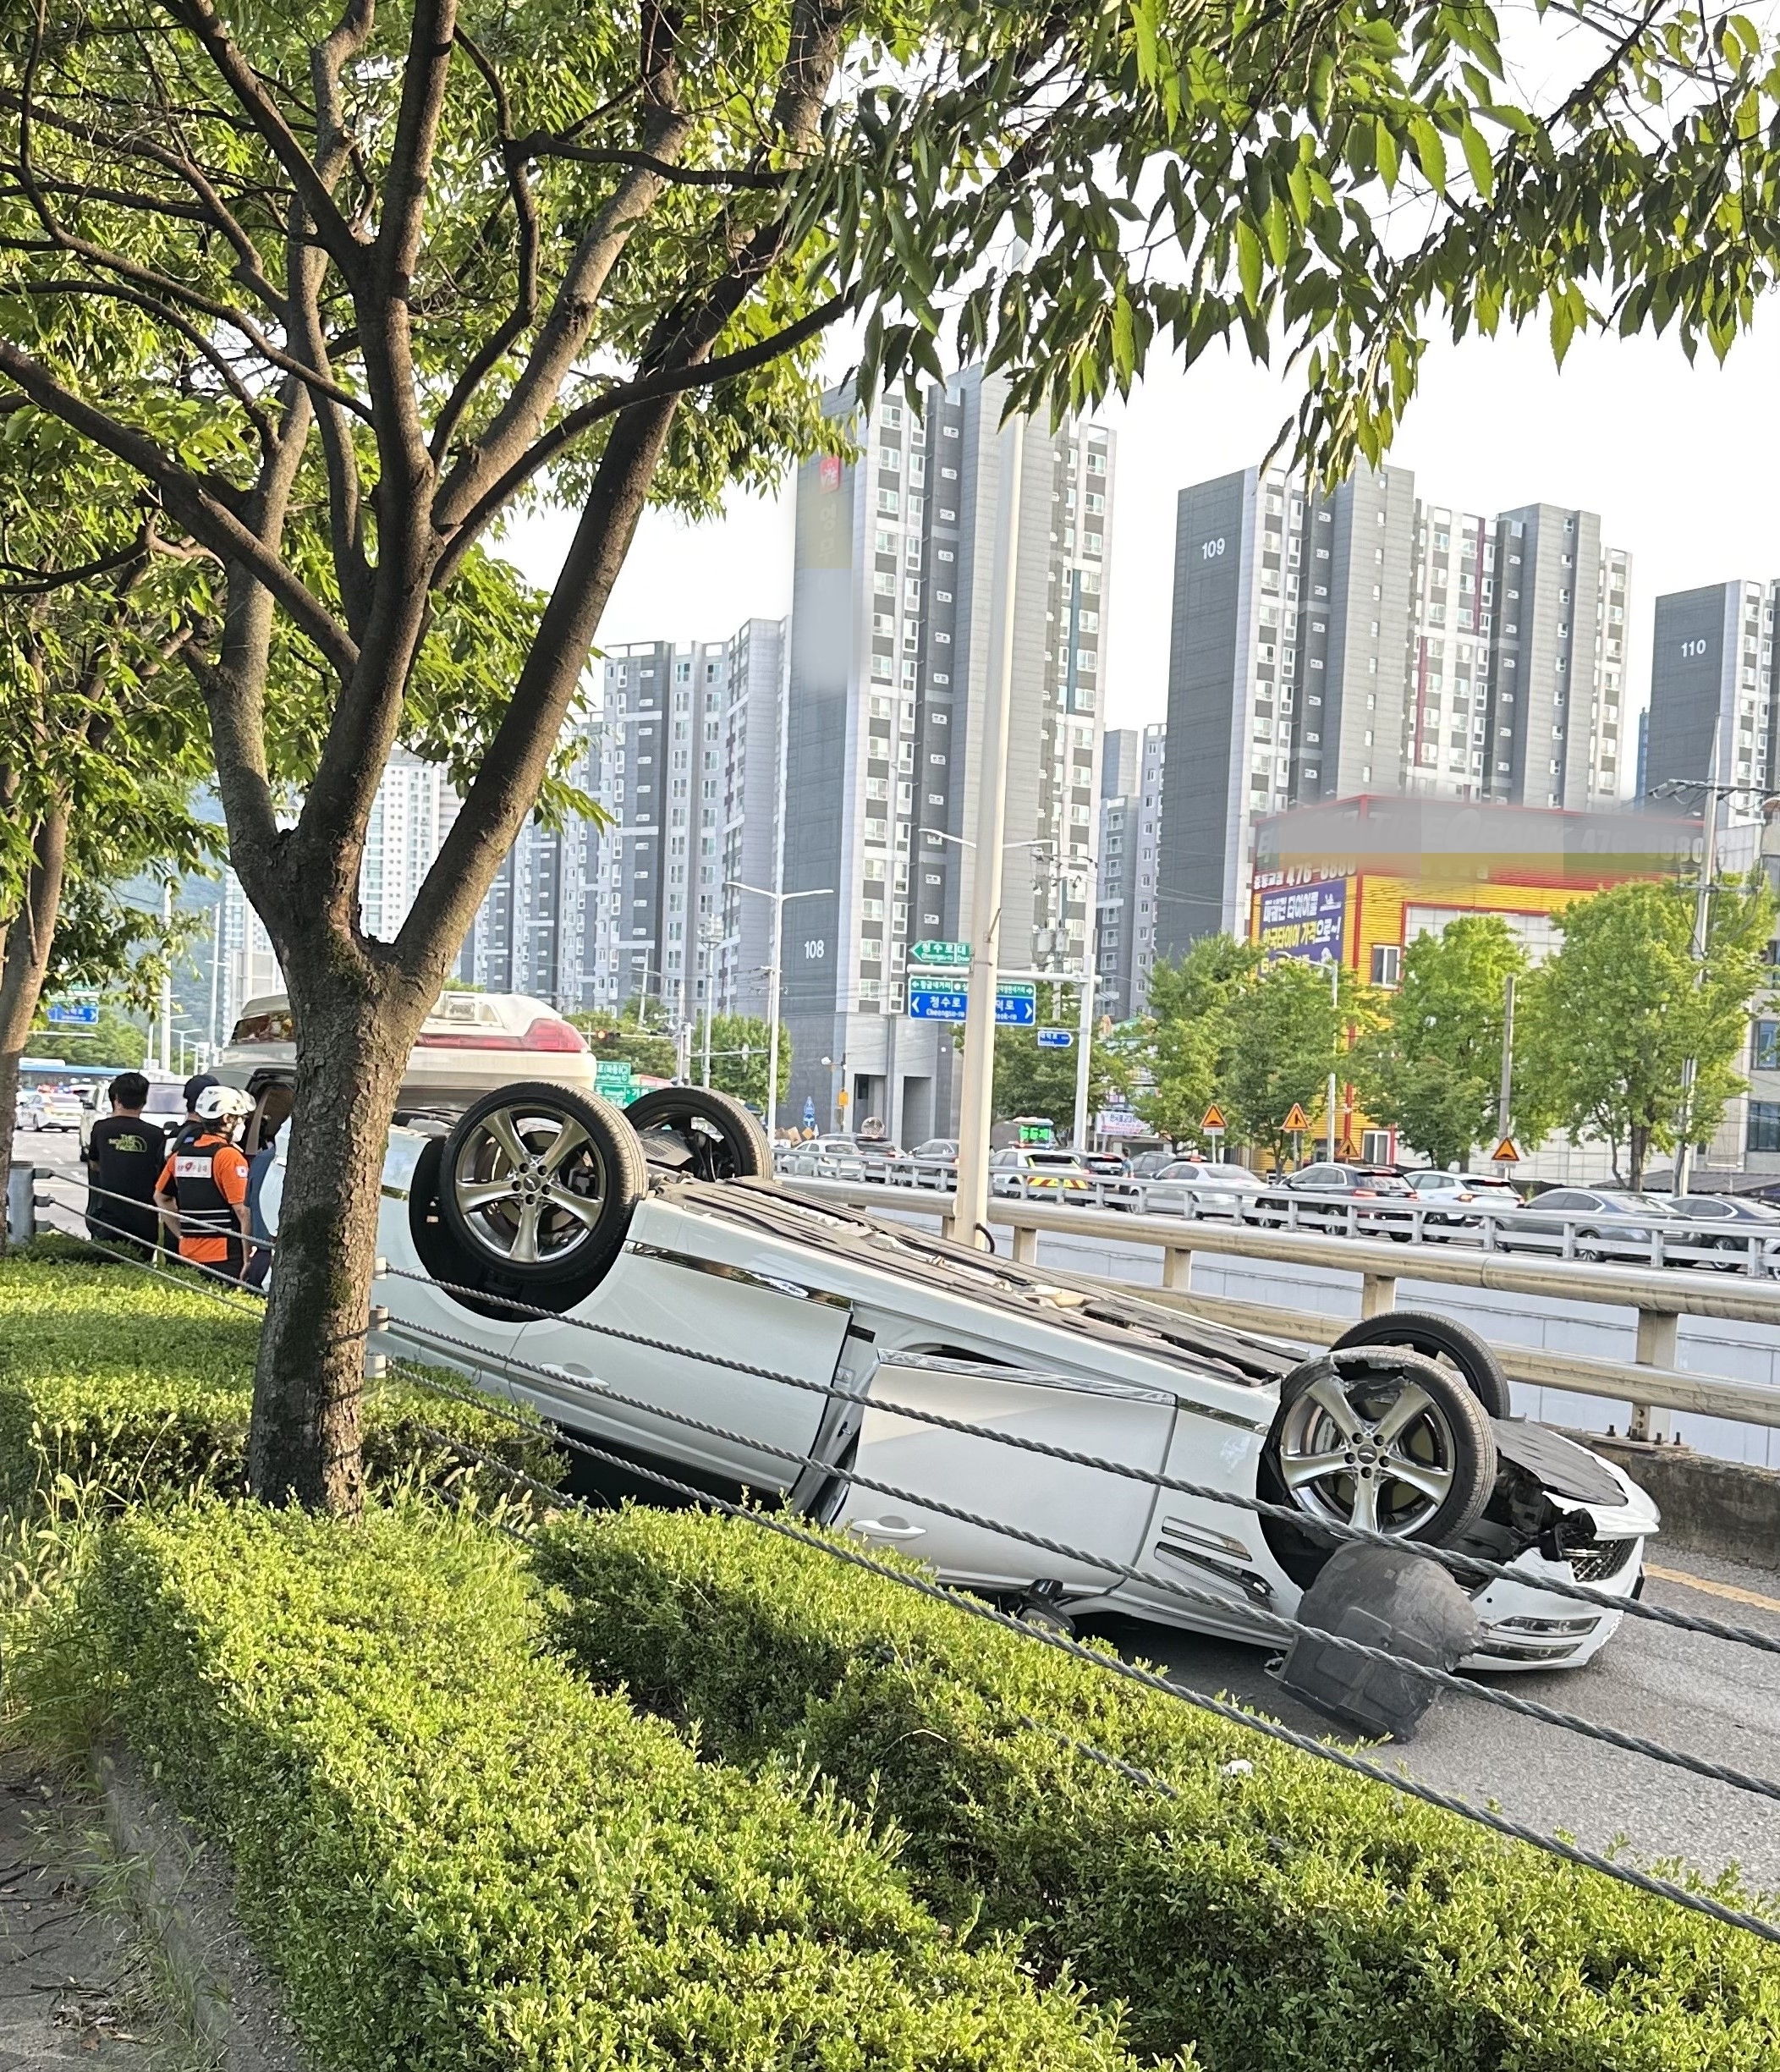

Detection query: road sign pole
(1496, 970), (1515, 1171)
(950, 404), (1023, 1247)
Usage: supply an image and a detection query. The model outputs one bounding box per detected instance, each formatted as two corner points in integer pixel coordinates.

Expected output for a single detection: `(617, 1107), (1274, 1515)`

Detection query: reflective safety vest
(166, 1132), (244, 1240)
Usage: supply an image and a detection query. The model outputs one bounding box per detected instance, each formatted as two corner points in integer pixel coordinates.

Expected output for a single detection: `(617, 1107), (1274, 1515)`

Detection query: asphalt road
(14, 1128), (1780, 1904)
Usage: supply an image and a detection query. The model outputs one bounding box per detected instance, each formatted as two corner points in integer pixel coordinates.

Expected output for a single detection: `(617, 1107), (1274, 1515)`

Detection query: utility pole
(1070, 848), (1100, 1151)
(698, 916), (722, 1089)
(1325, 952), (1340, 1162)
(1496, 970), (1516, 1163)
(950, 404), (1024, 1247)
(1674, 763), (1722, 1196)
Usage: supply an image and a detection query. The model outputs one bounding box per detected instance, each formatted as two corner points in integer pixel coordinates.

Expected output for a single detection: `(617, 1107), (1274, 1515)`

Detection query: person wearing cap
(168, 1072), (221, 1153)
(156, 1085), (254, 1281)
(83, 1071), (165, 1257)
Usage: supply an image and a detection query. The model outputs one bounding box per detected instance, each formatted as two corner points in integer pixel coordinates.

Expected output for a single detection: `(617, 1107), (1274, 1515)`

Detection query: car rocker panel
(262, 1082), (1656, 1693)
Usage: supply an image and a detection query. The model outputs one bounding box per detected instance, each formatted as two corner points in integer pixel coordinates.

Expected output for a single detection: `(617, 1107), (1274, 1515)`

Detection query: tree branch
(519, 137), (783, 189)
(430, 29), (542, 463)
(160, 0), (369, 279)
(433, 290), (853, 587)
(0, 343), (358, 682)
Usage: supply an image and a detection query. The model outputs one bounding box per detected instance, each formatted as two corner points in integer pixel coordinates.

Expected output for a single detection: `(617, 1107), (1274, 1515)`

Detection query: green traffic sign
(909, 939), (970, 966)
(594, 1061), (636, 1098)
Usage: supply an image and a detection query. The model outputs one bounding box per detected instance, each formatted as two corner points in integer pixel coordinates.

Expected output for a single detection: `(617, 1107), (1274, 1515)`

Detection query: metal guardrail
(774, 1174), (1780, 1439)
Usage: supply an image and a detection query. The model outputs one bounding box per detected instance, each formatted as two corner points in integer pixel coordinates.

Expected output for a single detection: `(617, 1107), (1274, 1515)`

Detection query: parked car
(1249, 1162), (1417, 1234)
(988, 1147), (1094, 1199)
(1493, 1188), (1678, 1262)
(1112, 1161), (1266, 1219)
(262, 1079), (1656, 1683)
(1661, 1193), (1780, 1272)
(906, 1139), (959, 1189)
(852, 1135), (910, 1183)
(215, 990), (596, 1111)
(1401, 1170), (1525, 1234)
(1079, 1151), (1129, 1180)
(778, 1135), (869, 1181)
(14, 1087), (45, 1130)
(1127, 1148), (1184, 1179)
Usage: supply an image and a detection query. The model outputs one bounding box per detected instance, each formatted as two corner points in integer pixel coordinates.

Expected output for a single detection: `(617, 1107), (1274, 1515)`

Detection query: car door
(832, 1350), (1177, 1592)
(1290, 1164), (1342, 1227)
(1509, 1188), (1579, 1249)
(514, 1197), (850, 1490)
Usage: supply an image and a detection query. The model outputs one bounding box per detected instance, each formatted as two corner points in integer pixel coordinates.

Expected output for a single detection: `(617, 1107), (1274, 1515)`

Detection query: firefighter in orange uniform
(156, 1084), (255, 1281)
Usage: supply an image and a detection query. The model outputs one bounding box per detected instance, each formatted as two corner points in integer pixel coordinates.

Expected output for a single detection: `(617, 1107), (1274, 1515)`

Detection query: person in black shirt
(85, 1072), (168, 1256)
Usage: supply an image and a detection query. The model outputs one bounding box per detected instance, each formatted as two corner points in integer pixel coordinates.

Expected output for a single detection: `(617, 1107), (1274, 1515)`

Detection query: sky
(506, 305), (1780, 757)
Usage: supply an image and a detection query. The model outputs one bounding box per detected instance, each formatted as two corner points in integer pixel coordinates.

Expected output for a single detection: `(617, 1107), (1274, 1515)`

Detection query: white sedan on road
(261, 1081), (1657, 1695)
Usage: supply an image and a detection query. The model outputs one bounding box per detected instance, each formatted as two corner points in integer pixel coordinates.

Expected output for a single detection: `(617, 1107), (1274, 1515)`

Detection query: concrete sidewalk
(0, 1755), (203, 2070)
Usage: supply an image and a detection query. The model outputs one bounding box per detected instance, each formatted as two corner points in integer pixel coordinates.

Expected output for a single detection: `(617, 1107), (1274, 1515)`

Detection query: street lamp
(725, 880), (832, 1140)
(697, 915), (723, 1089)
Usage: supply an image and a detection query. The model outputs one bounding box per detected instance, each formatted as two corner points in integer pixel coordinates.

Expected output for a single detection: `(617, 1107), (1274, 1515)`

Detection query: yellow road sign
(1201, 1104), (1227, 1132)
(1283, 1103), (1311, 1132)
(1489, 1135), (1522, 1163)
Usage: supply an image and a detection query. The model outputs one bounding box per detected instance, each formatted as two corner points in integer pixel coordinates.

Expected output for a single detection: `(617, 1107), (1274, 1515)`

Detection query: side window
(1540, 1192), (1579, 1211)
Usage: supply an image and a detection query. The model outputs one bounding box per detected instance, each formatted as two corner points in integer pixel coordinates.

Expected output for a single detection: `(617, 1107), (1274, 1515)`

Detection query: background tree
(0, 421), (219, 1216)
(1350, 915), (1530, 1170)
(4, 0), (1774, 1505)
(1517, 877), (1776, 1188)
(1136, 936), (1261, 1146)
(1222, 959), (1376, 1168)
(966, 986), (1129, 1136)
(569, 1001), (679, 1083)
(691, 1013), (791, 1113)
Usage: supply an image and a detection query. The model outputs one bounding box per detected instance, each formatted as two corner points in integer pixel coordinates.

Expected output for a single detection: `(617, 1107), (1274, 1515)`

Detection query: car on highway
(1080, 1151), (1130, 1180)
(777, 1135), (870, 1180)
(261, 1079), (1657, 1686)
(215, 990), (596, 1111)
(907, 1139), (959, 1188)
(1492, 1188), (1679, 1263)
(1127, 1148), (1184, 1179)
(1662, 1193), (1780, 1272)
(1402, 1170), (1525, 1235)
(28, 1086), (86, 1134)
(1248, 1162), (1418, 1234)
(988, 1146), (1095, 1199)
(1111, 1161), (1266, 1220)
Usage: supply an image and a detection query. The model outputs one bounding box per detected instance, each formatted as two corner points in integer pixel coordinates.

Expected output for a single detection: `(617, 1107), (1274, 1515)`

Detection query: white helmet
(195, 1085), (255, 1123)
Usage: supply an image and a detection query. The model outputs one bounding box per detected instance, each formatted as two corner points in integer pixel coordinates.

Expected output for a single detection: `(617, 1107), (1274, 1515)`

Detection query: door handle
(849, 1519), (926, 1542)
(544, 1361), (598, 1384)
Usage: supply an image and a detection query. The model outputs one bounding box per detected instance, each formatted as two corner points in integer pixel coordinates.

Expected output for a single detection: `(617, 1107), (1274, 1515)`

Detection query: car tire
(1329, 1308), (1513, 1421)
(623, 1086), (772, 1182)
(438, 1081), (646, 1293)
(1575, 1232), (1604, 1264)
(1263, 1347), (1497, 1553)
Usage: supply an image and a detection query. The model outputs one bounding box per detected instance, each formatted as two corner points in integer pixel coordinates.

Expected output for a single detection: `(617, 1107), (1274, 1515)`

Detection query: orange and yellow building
(1246, 795), (1703, 1162)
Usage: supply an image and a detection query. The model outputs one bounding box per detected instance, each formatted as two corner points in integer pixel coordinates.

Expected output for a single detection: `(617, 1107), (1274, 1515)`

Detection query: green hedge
(534, 1506), (1780, 2072)
(15, 1502), (1146, 2072)
(0, 1258), (558, 1509)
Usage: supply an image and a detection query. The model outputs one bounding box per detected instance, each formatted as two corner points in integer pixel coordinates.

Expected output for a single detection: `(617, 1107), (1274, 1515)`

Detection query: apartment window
(1750, 1102), (1780, 1154)
(1755, 1019), (1780, 1071)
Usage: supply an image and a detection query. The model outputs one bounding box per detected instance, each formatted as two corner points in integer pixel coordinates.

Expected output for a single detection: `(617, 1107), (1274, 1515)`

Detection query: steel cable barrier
(23, 1173), (1780, 1947)
(30, 1173), (1780, 1652)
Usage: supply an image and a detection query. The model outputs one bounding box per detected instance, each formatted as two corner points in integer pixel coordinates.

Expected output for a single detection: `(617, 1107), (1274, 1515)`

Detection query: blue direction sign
(46, 1002), (99, 1026)
(908, 981), (1037, 1025)
(1036, 1027), (1074, 1048)
(802, 1096), (816, 1127)
(909, 982), (970, 1022)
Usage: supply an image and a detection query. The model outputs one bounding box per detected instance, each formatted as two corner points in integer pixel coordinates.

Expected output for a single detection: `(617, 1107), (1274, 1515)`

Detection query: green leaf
(1236, 217), (1264, 308)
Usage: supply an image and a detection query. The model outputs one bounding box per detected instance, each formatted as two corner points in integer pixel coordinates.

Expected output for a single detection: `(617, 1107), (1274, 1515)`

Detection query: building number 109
(1200, 536), (1226, 560)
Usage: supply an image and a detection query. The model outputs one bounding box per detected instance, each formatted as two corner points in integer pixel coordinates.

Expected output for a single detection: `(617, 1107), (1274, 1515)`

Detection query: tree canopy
(1517, 875), (1775, 1187)
(4, 0), (1777, 1502)
(693, 1013), (792, 1113)
(1350, 915), (1528, 1170)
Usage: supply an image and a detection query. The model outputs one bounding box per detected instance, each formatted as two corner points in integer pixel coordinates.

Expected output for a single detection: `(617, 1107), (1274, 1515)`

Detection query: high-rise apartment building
(715, 618), (789, 1024)
(1645, 580), (1780, 801)
(781, 367), (1112, 1141)
(1156, 462), (1629, 955)
(1096, 723), (1165, 1019)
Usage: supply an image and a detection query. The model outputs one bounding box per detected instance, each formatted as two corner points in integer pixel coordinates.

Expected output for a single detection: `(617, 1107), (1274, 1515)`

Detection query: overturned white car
(262, 1081), (1656, 1696)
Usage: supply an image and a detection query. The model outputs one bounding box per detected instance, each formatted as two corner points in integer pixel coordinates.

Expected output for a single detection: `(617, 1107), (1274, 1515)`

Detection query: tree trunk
(1628, 1124), (1647, 1192)
(245, 971), (417, 1510)
(0, 807), (70, 1255)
